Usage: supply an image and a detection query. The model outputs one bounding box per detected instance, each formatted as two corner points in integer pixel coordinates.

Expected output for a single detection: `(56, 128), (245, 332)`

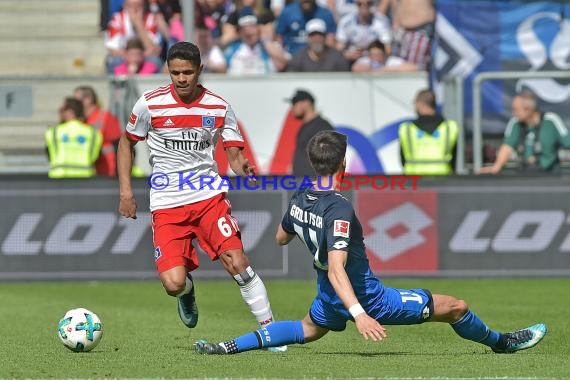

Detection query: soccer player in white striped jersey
(117, 42), (286, 351)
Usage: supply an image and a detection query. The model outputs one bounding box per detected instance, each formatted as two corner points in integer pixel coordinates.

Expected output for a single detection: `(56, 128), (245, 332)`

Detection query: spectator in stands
(45, 97), (103, 179)
(270, 0), (287, 17)
(149, 0), (183, 62)
(276, 0), (337, 55)
(478, 90), (570, 175)
(351, 40), (418, 72)
(287, 19), (350, 72)
(195, 0), (228, 41)
(74, 86), (122, 177)
(327, 0), (357, 22)
(285, 89), (334, 176)
(100, 0), (125, 31)
(336, 0), (391, 64)
(150, 0), (182, 25)
(224, 15), (289, 75)
(378, 0), (434, 71)
(399, 89), (459, 175)
(220, 0), (276, 48)
(105, 0), (163, 73)
(195, 23), (228, 73)
(114, 38), (160, 75)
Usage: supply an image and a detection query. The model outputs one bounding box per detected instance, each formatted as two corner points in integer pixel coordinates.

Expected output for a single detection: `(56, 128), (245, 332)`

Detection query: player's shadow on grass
(320, 351), (485, 356)
(320, 351), (412, 356)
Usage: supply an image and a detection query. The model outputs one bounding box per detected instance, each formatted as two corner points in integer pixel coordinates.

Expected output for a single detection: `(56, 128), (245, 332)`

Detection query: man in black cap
(287, 89), (335, 176)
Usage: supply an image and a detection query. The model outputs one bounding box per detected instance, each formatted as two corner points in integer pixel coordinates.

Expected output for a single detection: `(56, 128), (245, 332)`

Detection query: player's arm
(277, 201), (297, 245)
(222, 105), (256, 178)
(118, 98), (150, 219)
(117, 134), (138, 219)
(327, 251), (387, 341)
(276, 224), (295, 245)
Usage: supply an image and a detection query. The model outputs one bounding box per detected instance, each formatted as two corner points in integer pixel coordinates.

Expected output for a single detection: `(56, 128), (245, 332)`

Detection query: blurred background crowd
(99, 0), (432, 75)
(1, 0), (570, 178)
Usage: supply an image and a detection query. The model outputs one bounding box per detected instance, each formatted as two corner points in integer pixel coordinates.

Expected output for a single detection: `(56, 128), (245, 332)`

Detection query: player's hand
(243, 159), (257, 185)
(119, 194), (138, 219)
(354, 314), (387, 342)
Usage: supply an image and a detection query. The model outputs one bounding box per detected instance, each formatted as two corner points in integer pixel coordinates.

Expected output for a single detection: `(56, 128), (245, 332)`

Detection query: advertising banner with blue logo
(433, 0), (570, 134)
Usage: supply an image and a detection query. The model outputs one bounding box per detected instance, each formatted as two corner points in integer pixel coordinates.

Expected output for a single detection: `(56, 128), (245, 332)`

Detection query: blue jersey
(281, 188), (384, 308)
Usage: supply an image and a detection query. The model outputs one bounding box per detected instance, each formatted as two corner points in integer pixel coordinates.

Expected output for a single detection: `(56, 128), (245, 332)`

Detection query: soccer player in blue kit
(195, 131), (547, 355)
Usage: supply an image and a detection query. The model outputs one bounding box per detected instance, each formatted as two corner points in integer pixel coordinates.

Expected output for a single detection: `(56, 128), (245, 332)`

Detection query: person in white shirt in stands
(223, 15), (289, 75)
(336, 0), (392, 64)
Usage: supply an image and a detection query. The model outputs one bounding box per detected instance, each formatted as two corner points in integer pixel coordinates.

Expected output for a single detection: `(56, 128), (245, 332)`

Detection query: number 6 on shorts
(217, 216), (239, 237)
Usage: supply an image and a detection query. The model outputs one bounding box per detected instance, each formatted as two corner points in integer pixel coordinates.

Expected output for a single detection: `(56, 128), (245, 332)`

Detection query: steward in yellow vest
(45, 97), (103, 178)
(399, 89), (459, 175)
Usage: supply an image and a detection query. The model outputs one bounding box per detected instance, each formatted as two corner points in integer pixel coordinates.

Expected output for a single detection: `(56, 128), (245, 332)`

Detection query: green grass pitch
(0, 278), (567, 379)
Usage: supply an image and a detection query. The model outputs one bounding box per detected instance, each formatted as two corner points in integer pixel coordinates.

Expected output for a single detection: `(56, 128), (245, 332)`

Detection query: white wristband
(349, 303), (365, 318)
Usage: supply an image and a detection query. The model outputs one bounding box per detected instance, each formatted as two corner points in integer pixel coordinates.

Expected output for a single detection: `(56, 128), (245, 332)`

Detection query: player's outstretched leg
(491, 323), (547, 354)
(233, 266), (288, 352)
(431, 294), (547, 353)
(195, 321), (305, 355)
(177, 273), (198, 328)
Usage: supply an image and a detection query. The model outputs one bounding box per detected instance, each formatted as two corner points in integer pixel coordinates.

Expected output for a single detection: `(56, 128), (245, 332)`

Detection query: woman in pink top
(114, 38), (160, 75)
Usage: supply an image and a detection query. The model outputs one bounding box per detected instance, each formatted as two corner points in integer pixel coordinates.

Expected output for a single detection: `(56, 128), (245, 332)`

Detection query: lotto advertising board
(0, 179), (287, 280)
(356, 178), (570, 276)
(438, 187), (570, 274)
(354, 190), (439, 274)
(2, 178), (570, 280)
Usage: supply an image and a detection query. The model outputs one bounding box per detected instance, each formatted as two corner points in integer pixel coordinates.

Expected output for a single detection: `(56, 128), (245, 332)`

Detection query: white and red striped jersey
(126, 84), (245, 211)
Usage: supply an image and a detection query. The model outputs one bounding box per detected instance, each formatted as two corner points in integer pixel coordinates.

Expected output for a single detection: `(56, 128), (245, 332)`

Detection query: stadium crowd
(101, 0), (433, 75)
(39, 0), (568, 178)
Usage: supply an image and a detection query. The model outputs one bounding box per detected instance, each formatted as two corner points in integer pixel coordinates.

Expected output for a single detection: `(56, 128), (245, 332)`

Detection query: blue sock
(222, 321), (305, 354)
(451, 310), (500, 347)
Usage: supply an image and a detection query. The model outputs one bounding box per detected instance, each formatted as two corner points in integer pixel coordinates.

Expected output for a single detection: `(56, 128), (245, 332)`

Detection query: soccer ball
(57, 308), (103, 352)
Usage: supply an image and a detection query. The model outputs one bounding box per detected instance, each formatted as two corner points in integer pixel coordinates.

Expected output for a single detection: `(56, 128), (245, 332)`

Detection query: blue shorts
(309, 287), (433, 332)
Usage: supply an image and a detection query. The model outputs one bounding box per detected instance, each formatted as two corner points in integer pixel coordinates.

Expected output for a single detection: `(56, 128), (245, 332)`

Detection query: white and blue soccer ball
(57, 308), (103, 352)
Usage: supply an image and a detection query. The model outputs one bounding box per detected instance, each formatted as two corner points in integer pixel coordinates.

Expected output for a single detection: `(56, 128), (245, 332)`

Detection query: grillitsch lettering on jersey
(289, 204), (323, 228)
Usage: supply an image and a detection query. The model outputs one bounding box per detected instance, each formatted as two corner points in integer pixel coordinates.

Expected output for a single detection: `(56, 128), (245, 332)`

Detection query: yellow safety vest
(45, 120), (103, 178)
(399, 120), (459, 175)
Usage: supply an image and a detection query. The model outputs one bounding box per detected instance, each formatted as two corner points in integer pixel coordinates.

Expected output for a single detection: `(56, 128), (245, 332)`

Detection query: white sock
(237, 272), (274, 326)
(176, 276), (193, 298)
